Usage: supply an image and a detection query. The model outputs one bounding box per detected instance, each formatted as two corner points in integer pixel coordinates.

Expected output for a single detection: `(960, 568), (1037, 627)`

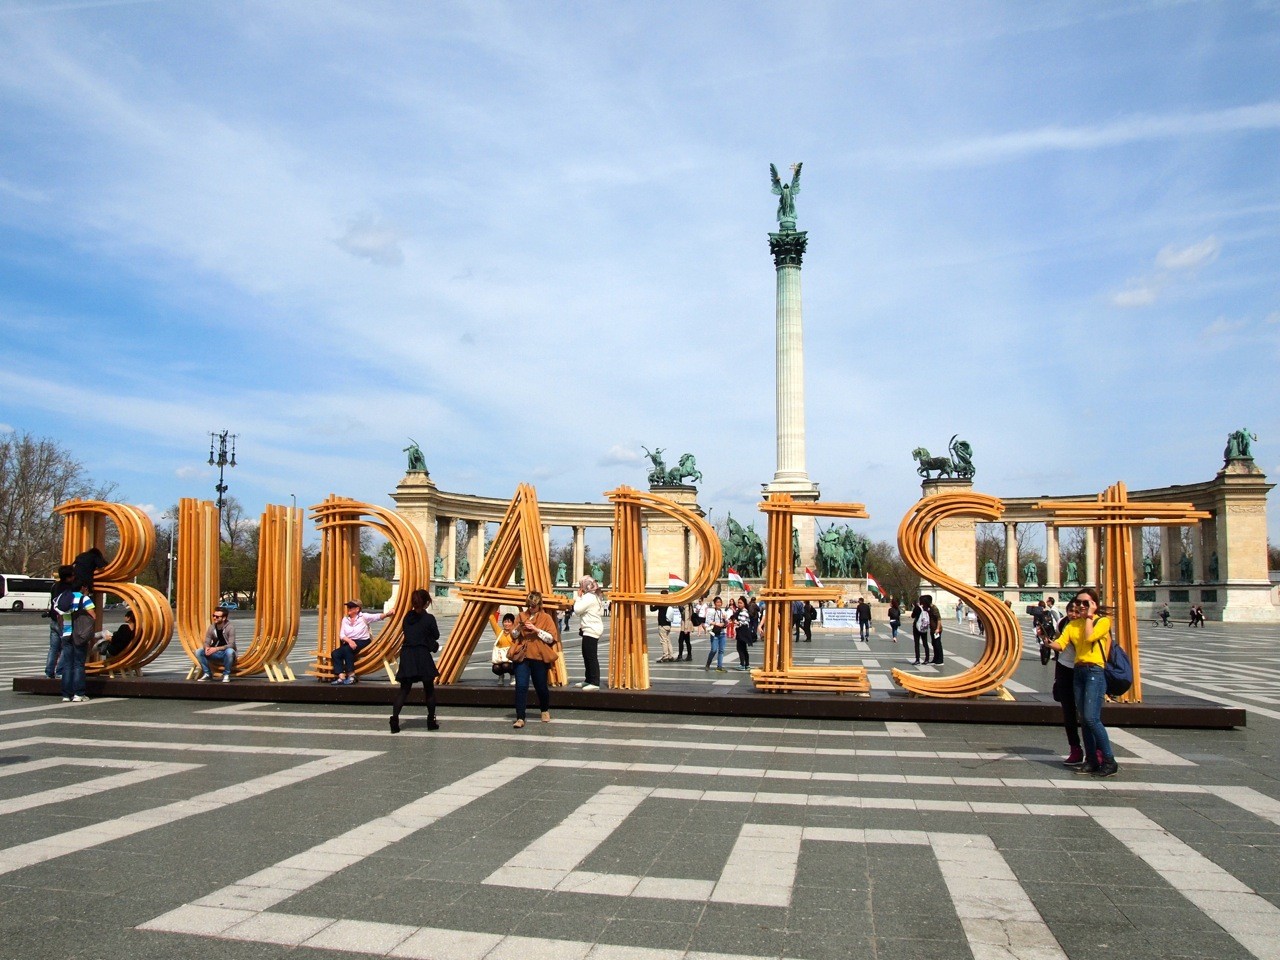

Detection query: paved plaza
(1, 613), (1279, 960)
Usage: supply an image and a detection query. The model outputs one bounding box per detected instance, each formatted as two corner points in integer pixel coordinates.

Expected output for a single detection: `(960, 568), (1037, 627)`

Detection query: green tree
(360, 573), (392, 608)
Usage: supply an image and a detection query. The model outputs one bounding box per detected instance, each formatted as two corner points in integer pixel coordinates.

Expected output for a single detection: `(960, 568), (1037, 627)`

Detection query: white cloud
(1110, 283), (1162, 309)
(334, 216), (407, 267)
(1202, 316), (1249, 340)
(1111, 235), (1221, 309)
(134, 502), (163, 521)
(869, 102), (1280, 168)
(0, 176), (47, 202)
(1156, 236), (1221, 272)
(599, 444), (644, 466)
(174, 465), (205, 479)
(0, 422), (13, 433)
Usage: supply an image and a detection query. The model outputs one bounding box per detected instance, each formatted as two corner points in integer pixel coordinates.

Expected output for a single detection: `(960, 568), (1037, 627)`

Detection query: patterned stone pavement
(1, 611), (1278, 960)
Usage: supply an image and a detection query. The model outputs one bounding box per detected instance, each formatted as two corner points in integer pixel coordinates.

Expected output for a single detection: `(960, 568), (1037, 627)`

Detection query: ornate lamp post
(207, 430), (237, 539)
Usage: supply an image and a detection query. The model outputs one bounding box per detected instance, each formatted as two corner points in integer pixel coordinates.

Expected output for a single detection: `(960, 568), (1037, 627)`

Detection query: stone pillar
(1132, 527), (1146, 582)
(764, 226), (817, 492)
(1084, 528), (1098, 588)
(763, 219), (820, 570)
(1192, 518), (1208, 583)
(467, 520), (483, 580)
(1160, 527), (1179, 585)
(1004, 522), (1018, 588)
(572, 526), (586, 582)
(1046, 525), (1060, 588)
(443, 517), (457, 581)
(542, 525), (551, 568)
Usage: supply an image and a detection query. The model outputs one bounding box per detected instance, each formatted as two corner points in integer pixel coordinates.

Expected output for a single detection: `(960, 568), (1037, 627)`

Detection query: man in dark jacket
(856, 597), (872, 642)
(924, 595), (943, 665)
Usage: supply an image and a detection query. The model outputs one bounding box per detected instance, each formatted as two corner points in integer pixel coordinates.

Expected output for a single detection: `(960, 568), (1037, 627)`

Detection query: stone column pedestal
(1210, 462), (1275, 621)
(644, 485), (704, 590)
(921, 478), (976, 617)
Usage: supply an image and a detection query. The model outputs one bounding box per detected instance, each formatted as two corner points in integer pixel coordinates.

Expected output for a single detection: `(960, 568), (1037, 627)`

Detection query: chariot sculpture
(912, 435), (976, 481)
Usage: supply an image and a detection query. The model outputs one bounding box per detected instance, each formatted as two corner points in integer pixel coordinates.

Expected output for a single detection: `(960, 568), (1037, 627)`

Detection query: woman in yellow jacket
(1050, 587), (1118, 778)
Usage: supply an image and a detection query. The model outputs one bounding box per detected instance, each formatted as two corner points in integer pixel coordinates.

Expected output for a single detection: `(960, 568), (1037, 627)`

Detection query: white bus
(0, 574), (57, 612)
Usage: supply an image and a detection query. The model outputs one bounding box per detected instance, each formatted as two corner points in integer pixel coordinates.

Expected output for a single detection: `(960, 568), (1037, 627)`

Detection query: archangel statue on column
(770, 162), (802, 225)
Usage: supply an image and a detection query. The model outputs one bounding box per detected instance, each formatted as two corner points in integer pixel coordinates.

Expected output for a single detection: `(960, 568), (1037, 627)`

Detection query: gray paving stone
(4, 619), (1280, 960)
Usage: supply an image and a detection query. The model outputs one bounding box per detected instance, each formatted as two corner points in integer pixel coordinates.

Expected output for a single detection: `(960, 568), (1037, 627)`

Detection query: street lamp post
(165, 519), (176, 604)
(207, 430), (238, 540)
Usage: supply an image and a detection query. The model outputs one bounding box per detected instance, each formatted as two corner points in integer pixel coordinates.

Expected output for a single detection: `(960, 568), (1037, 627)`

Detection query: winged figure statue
(770, 162), (802, 223)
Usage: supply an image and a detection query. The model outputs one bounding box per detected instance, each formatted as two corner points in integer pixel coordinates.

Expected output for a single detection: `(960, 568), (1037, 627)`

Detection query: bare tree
(1141, 527), (1162, 579)
(0, 431), (115, 574)
(139, 506), (179, 592)
(975, 523), (1003, 583)
(1060, 527), (1086, 580)
(219, 495), (250, 549)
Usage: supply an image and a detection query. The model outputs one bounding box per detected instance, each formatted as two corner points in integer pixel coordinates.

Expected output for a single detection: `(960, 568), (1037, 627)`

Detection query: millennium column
(762, 162), (821, 570)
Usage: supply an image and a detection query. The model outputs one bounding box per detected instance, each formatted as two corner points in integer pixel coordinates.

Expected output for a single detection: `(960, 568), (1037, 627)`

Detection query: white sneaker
(581, 684), (600, 691)
(222, 673), (231, 682)
(575, 681), (586, 687)
(197, 674), (211, 681)
(61, 697), (71, 702)
(72, 694), (90, 702)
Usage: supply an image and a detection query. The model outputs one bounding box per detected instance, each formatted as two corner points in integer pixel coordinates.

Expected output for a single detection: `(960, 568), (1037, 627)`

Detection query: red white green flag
(865, 572), (886, 601)
(804, 567), (824, 588)
(727, 568), (746, 591)
(668, 573), (688, 590)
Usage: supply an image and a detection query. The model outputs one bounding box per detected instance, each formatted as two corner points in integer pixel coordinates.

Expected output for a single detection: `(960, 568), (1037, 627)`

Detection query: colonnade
(924, 455), (1274, 622)
(392, 473), (704, 604)
(429, 515), (603, 585)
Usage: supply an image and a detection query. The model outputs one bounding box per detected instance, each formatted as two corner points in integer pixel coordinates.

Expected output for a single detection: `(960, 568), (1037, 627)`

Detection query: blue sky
(1, 0), (1277, 548)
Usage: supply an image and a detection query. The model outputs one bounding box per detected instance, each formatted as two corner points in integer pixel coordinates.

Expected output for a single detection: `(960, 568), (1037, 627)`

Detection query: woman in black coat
(390, 589), (440, 734)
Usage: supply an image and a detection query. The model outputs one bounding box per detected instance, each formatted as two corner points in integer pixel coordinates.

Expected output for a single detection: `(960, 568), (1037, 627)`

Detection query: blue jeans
(197, 647), (236, 677)
(514, 660), (550, 720)
(859, 621), (870, 641)
(46, 622), (63, 678)
(1073, 664), (1113, 762)
(59, 640), (86, 698)
(332, 641), (366, 677)
(706, 632), (726, 669)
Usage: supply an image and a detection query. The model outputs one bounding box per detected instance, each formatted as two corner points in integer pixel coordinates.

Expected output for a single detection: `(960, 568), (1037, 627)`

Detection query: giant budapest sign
(56, 479), (1206, 702)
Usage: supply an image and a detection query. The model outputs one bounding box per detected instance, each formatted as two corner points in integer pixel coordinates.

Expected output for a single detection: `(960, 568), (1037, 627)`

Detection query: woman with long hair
(1051, 587), (1118, 777)
(732, 596), (753, 671)
(512, 591), (560, 729)
(573, 576), (604, 691)
(390, 589), (439, 734)
(1049, 599), (1084, 766)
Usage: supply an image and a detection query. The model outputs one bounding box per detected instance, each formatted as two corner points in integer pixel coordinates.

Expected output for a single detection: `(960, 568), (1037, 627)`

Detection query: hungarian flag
(804, 567), (824, 588)
(668, 573), (688, 590)
(727, 568), (745, 590)
(865, 572), (886, 601)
